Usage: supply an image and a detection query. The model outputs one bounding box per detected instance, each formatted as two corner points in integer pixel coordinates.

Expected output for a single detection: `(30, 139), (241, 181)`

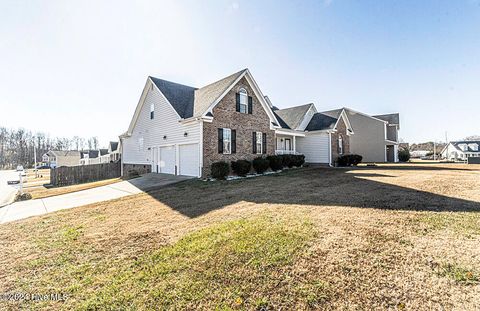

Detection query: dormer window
(239, 88), (248, 113)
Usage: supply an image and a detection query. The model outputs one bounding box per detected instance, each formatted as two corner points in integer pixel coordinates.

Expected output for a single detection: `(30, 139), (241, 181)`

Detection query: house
(79, 150), (101, 165)
(121, 69), (400, 177)
(440, 141), (480, 161)
(42, 150), (81, 168)
(322, 109), (400, 162)
(99, 141), (121, 163)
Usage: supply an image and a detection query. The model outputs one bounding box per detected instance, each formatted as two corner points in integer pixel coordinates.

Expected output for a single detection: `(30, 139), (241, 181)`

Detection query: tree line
(0, 127), (101, 169)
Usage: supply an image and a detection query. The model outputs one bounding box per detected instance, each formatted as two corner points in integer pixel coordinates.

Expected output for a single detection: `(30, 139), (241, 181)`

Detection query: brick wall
(202, 77), (275, 177)
(123, 163), (151, 178)
(331, 116), (350, 163)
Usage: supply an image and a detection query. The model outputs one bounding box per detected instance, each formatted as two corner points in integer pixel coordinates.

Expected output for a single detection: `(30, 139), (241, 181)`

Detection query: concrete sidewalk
(0, 173), (193, 224)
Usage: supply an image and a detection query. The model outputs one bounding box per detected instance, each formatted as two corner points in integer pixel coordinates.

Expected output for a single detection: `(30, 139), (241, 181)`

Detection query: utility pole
(433, 141), (436, 161)
(445, 132), (448, 160)
(33, 136), (38, 178)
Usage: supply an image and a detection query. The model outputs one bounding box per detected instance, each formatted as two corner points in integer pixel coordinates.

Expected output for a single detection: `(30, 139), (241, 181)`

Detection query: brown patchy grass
(0, 163), (479, 310)
(23, 178), (122, 200)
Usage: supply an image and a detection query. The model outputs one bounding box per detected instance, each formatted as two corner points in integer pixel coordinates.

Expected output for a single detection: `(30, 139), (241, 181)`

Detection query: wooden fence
(50, 162), (121, 187)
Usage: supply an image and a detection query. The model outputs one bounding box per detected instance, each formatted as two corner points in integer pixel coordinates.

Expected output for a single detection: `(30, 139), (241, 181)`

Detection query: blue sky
(1, 0), (479, 147)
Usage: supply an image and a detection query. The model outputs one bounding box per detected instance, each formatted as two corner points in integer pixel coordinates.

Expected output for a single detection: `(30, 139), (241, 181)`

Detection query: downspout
(328, 132), (333, 167)
(120, 137), (124, 177)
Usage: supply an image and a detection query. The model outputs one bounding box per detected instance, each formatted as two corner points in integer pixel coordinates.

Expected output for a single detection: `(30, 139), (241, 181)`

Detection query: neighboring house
(99, 141), (121, 163)
(79, 150), (100, 165)
(322, 109), (400, 162)
(121, 69), (400, 178)
(440, 141), (480, 161)
(42, 150), (81, 168)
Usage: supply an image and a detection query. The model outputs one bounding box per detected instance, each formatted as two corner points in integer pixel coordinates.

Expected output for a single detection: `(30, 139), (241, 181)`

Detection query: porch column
(293, 136), (296, 154)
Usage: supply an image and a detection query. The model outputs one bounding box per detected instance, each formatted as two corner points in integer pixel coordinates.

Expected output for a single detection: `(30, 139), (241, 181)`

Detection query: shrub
(337, 154), (363, 167)
(252, 157), (270, 174)
(211, 161), (229, 180)
(231, 160), (251, 176)
(279, 154), (294, 168)
(291, 154), (305, 167)
(266, 155), (283, 171)
(16, 192), (32, 201)
(398, 149), (411, 162)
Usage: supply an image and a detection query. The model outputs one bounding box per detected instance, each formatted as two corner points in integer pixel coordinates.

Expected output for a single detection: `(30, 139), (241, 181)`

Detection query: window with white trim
(338, 136), (343, 154)
(239, 88), (248, 114)
(256, 132), (262, 154)
(223, 128), (231, 154)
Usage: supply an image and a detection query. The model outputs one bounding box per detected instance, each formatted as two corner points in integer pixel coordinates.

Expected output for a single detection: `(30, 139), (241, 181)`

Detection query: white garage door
(179, 143), (200, 177)
(159, 146), (176, 175)
(295, 133), (330, 163)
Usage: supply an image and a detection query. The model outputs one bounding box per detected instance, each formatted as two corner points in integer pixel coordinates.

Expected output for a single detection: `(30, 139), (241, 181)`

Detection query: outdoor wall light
(184, 132), (188, 137)
(163, 135), (167, 140)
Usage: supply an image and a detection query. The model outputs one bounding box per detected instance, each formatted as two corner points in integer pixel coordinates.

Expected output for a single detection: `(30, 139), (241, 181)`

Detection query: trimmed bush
(337, 154), (363, 167)
(252, 157), (270, 174)
(15, 192), (32, 202)
(266, 155), (283, 171)
(231, 160), (251, 176)
(279, 154), (294, 168)
(211, 161), (229, 180)
(398, 149), (411, 162)
(291, 154), (305, 167)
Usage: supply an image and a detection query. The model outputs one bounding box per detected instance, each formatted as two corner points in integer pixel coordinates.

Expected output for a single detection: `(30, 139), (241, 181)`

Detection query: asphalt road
(0, 170), (20, 207)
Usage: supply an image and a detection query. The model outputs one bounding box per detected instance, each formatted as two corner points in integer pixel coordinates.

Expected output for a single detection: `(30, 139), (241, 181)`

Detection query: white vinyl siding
(296, 132), (330, 163)
(122, 83), (201, 165)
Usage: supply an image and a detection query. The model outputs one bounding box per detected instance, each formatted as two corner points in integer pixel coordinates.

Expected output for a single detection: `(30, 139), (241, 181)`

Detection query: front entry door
(285, 139), (291, 151)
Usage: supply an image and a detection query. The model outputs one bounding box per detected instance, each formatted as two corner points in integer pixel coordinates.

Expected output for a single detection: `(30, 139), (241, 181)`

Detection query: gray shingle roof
(305, 113), (338, 131)
(273, 103), (313, 130)
(451, 141), (480, 153)
(149, 69), (247, 119)
(109, 141), (118, 152)
(321, 108), (343, 119)
(193, 69), (247, 117)
(99, 149), (108, 156)
(373, 113), (400, 125)
(149, 77), (197, 118)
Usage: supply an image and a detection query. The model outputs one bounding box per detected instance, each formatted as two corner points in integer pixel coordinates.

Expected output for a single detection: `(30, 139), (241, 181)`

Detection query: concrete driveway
(0, 173), (193, 224)
(0, 170), (19, 207)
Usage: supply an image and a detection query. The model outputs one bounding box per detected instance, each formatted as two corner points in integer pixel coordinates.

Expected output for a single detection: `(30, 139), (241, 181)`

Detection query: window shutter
(231, 130), (236, 154)
(252, 132), (257, 154)
(236, 93), (240, 112)
(218, 128), (223, 154)
(262, 133), (267, 154)
(248, 96), (253, 114)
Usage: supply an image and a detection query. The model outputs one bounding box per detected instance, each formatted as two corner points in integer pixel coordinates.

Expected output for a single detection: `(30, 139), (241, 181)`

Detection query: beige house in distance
(322, 109), (400, 162)
(42, 150), (81, 168)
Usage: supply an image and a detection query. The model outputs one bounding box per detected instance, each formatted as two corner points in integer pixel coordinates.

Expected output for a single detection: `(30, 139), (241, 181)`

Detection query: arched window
(338, 136), (343, 155)
(239, 88), (248, 113)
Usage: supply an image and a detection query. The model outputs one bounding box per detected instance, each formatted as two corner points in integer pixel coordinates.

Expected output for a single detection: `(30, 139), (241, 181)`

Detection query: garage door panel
(179, 144), (199, 177)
